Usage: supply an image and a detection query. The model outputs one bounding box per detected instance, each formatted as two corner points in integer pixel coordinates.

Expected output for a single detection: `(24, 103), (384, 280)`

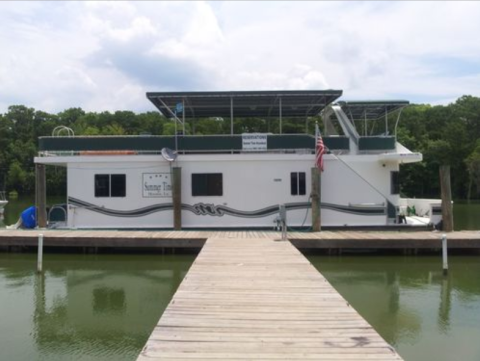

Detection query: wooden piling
(439, 165), (454, 232)
(172, 167), (182, 230)
(35, 164), (47, 228)
(311, 167), (321, 231)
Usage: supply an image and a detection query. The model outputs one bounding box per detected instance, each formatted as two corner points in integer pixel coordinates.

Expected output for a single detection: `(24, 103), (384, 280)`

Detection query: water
(0, 253), (195, 361)
(453, 201), (480, 230)
(1, 251), (480, 361)
(2, 197), (479, 230)
(309, 255), (480, 361)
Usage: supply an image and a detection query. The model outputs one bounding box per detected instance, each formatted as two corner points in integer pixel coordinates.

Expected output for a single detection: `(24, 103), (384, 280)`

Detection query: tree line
(1, 95), (480, 199)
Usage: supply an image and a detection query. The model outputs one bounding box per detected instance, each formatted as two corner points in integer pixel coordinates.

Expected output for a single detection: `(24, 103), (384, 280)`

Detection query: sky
(1, 1), (480, 114)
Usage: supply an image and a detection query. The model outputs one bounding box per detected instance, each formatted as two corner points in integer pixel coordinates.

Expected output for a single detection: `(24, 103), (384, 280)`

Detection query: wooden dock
(1, 229), (480, 250)
(137, 237), (403, 360)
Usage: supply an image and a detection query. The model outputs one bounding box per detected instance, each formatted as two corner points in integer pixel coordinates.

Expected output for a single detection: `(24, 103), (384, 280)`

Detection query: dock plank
(136, 237), (403, 361)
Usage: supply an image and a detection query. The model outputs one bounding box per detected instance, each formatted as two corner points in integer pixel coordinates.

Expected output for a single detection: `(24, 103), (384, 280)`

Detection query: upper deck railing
(38, 134), (397, 157)
(38, 134), (354, 156)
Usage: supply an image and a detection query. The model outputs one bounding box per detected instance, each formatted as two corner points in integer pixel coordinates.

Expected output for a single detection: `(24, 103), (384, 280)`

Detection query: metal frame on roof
(337, 100), (409, 121)
(335, 100), (409, 138)
(147, 90), (343, 138)
(147, 90), (343, 119)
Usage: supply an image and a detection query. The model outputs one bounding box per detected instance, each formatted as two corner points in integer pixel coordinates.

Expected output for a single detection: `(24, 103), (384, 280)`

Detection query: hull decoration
(68, 197), (385, 218)
(69, 198), (173, 217)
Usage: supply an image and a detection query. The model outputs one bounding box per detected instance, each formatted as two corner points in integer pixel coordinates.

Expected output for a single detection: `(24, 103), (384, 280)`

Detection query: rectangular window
(95, 174), (126, 198)
(95, 174), (110, 197)
(111, 174), (126, 197)
(391, 171), (400, 195)
(298, 172), (306, 195)
(291, 172), (306, 196)
(290, 173), (298, 195)
(192, 173), (223, 196)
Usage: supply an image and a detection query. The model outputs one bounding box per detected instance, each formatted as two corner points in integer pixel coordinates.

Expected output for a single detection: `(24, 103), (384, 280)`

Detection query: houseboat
(34, 90), (442, 229)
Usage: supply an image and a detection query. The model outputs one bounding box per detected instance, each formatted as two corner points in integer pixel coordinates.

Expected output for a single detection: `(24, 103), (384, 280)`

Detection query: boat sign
(242, 133), (267, 151)
(143, 173), (172, 197)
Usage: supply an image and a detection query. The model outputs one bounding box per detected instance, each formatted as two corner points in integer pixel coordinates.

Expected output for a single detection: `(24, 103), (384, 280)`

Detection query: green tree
(465, 140), (480, 199)
(7, 162), (27, 193)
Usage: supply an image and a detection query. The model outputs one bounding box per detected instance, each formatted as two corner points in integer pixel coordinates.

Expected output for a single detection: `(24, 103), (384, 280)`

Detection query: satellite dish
(161, 147), (177, 162)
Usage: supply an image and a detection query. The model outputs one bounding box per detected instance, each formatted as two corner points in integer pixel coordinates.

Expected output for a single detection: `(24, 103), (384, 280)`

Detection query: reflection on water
(0, 253), (195, 361)
(454, 201), (480, 230)
(2, 251), (480, 361)
(309, 255), (480, 361)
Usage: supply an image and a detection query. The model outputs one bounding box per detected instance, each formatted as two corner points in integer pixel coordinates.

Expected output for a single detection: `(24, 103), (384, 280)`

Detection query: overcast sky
(1, 1), (479, 113)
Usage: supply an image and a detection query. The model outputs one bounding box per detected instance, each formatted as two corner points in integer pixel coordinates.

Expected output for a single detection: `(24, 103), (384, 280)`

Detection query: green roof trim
(38, 135), (350, 153)
(358, 136), (396, 151)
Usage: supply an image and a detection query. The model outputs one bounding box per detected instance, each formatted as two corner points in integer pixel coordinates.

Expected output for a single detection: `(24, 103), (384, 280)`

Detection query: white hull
(36, 152), (438, 229)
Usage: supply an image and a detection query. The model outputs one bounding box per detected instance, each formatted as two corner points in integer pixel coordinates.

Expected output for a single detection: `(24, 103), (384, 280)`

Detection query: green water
(0, 253), (195, 361)
(1, 252), (480, 361)
(453, 201), (480, 230)
(309, 255), (480, 361)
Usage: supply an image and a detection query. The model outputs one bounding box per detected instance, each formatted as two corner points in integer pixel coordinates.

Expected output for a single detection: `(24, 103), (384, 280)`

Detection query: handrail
(52, 126), (74, 137)
(48, 205), (67, 224)
(38, 148), (316, 157)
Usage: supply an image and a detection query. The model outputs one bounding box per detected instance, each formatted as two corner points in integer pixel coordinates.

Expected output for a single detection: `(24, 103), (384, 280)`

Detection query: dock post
(442, 233), (448, 276)
(37, 234), (44, 273)
(172, 167), (182, 230)
(279, 204), (287, 241)
(311, 167), (321, 231)
(35, 164), (47, 228)
(439, 165), (453, 232)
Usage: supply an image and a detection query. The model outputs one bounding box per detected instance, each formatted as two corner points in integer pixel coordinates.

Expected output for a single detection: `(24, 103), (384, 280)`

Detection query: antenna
(161, 147), (177, 162)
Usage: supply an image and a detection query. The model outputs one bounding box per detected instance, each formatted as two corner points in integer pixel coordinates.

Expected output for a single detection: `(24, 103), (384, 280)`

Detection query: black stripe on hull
(322, 202), (386, 215)
(69, 198), (174, 217)
(68, 197), (386, 218)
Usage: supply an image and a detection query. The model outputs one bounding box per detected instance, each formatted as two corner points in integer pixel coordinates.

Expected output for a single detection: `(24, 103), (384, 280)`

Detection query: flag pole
(312, 122), (321, 232)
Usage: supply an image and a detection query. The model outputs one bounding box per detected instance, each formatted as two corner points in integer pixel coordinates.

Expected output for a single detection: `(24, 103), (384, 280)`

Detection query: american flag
(315, 124), (325, 171)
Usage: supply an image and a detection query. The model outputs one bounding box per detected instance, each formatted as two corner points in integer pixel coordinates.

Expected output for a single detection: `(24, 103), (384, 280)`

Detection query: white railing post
(442, 233), (448, 276)
(37, 234), (44, 273)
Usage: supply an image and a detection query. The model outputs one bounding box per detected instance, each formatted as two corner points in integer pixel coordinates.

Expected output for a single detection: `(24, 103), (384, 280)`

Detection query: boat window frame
(94, 174), (126, 198)
(290, 172), (306, 196)
(192, 173), (223, 197)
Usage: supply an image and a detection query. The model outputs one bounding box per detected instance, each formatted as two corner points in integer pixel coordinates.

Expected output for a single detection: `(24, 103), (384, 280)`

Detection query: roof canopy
(337, 100), (409, 121)
(147, 90), (343, 119)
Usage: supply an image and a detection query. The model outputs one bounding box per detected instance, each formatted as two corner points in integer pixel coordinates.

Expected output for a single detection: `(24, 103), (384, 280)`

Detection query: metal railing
(38, 148), (316, 157)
